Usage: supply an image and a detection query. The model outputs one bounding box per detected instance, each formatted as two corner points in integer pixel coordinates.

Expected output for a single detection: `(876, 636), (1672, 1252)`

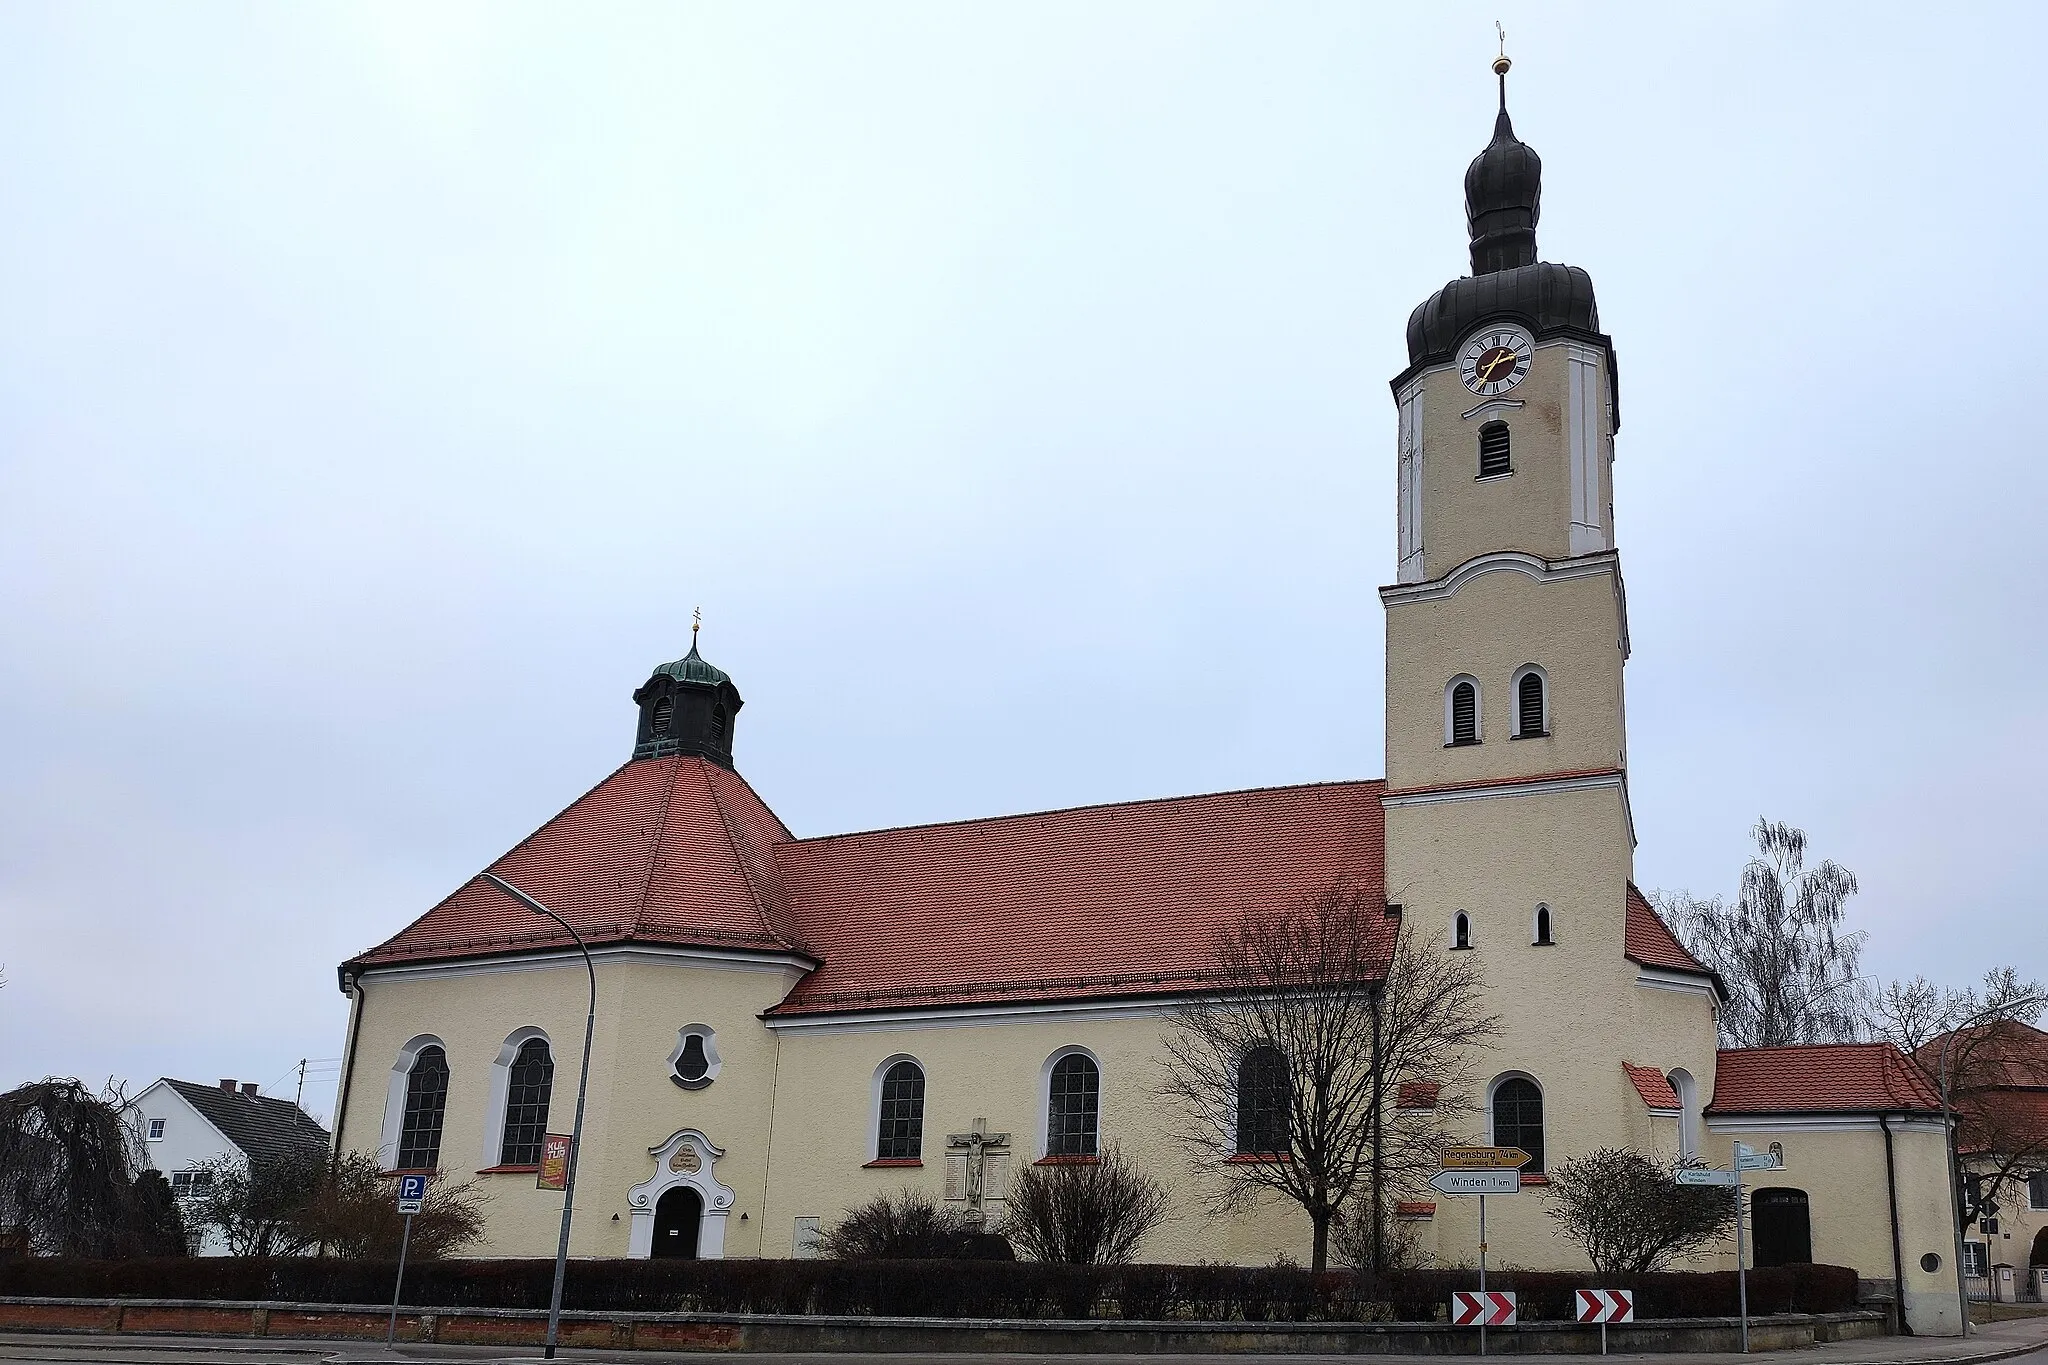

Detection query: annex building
(332, 67), (1964, 1334)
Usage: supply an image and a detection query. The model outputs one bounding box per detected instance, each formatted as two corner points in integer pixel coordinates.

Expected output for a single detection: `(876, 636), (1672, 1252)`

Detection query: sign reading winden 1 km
(1429, 1167), (1520, 1195)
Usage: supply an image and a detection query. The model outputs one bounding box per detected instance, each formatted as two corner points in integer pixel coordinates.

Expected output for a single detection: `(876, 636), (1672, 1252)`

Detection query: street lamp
(484, 874), (595, 1361)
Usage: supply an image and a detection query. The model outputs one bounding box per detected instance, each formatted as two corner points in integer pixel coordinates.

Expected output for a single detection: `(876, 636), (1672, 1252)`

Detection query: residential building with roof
(1917, 1022), (2048, 1300)
(328, 57), (1961, 1333)
(129, 1077), (330, 1256)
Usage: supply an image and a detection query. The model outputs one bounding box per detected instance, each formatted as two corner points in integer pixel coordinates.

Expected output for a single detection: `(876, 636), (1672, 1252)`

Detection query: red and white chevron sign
(1576, 1289), (1635, 1323)
(1451, 1291), (1517, 1326)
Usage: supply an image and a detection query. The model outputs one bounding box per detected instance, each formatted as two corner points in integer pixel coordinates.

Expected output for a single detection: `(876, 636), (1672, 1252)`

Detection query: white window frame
(1666, 1067), (1699, 1161)
(1510, 664), (1549, 738)
(146, 1118), (166, 1141)
(1486, 1071), (1545, 1168)
(1962, 1240), (1989, 1279)
(1039, 1045), (1104, 1160)
(668, 1023), (723, 1091)
(378, 1033), (448, 1172)
(1531, 903), (1554, 946)
(870, 1054), (926, 1162)
(1445, 675), (1483, 745)
(481, 1025), (553, 1169)
(1452, 910), (1473, 950)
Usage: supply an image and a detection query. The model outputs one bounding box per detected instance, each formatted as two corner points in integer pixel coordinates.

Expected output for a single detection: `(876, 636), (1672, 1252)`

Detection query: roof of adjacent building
(1706, 1043), (1943, 1115)
(1623, 884), (1718, 987)
(1916, 1020), (2048, 1156)
(162, 1080), (330, 1164)
(1623, 1062), (1681, 1111)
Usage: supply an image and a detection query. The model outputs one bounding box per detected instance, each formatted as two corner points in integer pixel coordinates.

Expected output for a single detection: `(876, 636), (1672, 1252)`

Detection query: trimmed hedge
(0, 1257), (1859, 1322)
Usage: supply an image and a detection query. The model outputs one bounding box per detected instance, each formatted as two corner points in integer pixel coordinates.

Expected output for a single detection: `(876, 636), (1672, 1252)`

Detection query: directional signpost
(1434, 1146), (1533, 1355)
(1576, 1288), (1634, 1354)
(1676, 1168), (1739, 1186)
(387, 1174), (427, 1347)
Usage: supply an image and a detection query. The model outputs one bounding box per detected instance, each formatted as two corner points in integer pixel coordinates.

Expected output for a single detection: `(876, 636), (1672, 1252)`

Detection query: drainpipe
(1880, 1114), (1911, 1336)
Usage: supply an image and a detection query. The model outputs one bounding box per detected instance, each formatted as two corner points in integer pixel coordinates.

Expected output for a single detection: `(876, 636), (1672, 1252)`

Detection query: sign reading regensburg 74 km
(1441, 1146), (1532, 1169)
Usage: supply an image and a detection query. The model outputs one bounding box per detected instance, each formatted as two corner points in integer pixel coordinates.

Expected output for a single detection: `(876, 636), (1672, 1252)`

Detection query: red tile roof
(768, 779), (1389, 1015)
(1624, 1062), (1681, 1110)
(1395, 1201), (1437, 1218)
(1624, 884), (1716, 985)
(1396, 1081), (1441, 1109)
(349, 756), (802, 970)
(1707, 1043), (1942, 1115)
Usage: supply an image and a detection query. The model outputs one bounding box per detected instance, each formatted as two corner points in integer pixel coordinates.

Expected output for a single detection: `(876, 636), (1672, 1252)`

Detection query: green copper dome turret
(632, 624), (743, 767)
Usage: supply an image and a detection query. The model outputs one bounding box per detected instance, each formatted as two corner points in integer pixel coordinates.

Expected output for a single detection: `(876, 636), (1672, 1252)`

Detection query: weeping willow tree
(0, 1078), (187, 1256)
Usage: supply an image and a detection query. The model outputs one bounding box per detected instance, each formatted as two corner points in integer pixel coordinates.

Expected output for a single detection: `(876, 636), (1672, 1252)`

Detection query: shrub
(818, 1188), (1010, 1261)
(999, 1144), (1169, 1265)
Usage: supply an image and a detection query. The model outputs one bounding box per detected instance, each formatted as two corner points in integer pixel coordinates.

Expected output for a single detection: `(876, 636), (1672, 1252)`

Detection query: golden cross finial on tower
(692, 606), (702, 643)
(1492, 21), (1512, 111)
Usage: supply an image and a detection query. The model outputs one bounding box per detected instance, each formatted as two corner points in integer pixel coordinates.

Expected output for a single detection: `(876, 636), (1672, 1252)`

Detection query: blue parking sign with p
(397, 1174), (426, 1213)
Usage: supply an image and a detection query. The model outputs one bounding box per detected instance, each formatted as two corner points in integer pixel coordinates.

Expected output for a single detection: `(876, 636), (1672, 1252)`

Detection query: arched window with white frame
(1511, 665), (1548, 739)
(389, 1040), (449, 1172)
(1044, 1049), (1101, 1158)
(1489, 1073), (1545, 1172)
(874, 1057), (926, 1162)
(1667, 1068), (1699, 1161)
(1446, 676), (1481, 746)
(479, 1027), (555, 1169)
(1532, 904), (1554, 946)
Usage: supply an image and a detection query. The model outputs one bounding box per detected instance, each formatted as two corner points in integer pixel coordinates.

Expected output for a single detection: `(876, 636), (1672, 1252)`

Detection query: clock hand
(1478, 351), (1515, 381)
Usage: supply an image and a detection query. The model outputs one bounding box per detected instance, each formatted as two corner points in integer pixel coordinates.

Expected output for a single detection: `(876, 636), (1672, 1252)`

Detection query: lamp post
(484, 874), (594, 1361)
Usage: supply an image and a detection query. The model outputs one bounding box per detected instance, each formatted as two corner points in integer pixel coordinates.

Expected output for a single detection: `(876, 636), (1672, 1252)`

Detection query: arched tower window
(1533, 905), (1554, 946)
(1513, 666), (1548, 738)
(1046, 1052), (1101, 1157)
(395, 1046), (449, 1171)
(1235, 1046), (1291, 1156)
(876, 1059), (926, 1161)
(651, 697), (673, 737)
(1491, 1076), (1545, 1171)
(1667, 1068), (1699, 1161)
(710, 705), (729, 748)
(1478, 421), (1512, 478)
(1453, 911), (1472, 950)
(1446, 677), (1480, 746)
(499, 1038), (555, 1167)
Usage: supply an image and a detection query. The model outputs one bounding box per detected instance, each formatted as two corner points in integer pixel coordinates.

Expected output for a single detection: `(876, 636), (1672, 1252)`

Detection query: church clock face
(1459, 326), (1534, 396)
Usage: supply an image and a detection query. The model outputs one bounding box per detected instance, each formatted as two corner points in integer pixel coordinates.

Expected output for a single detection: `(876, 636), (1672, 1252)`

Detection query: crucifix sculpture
(945, 1117), (1011, 1213)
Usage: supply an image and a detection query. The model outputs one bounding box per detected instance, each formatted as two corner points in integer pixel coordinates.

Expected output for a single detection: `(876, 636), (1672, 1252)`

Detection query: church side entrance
(652, 1186), (703, 1258)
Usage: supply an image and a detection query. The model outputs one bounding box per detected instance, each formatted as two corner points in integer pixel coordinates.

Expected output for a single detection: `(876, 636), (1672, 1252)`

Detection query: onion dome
(1465, 106), (1542, 276)
(632, 623), (744, 767)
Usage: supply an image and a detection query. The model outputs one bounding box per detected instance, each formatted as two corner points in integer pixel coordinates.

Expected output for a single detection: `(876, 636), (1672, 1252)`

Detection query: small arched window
(877, 1060), (926, 1161)
(1453, 911), (1472, 950)
(395, 1046), (449, 1171)
(1047, 1052), (1101, 1157)
(1668, 1068), (1699, 1161)
(651, 697), (674, 738)
(1447, 678), (1480, 746)
(1478, 421), (1512, 478)
(1235, 1046), (1292, 1156)
(499, 1038), (555, 1167)
(1514, 667), (1547, 738)
(1492, 1076), (1545, 1172)
(1533, 905), (1554, 946)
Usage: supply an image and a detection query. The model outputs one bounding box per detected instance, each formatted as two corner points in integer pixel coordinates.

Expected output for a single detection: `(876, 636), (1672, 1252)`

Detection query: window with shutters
(396, 1045), (449, 1171)
(1478, 421), (1512, 478)
(1046, 1051), (1101, 1157)
(1490, 1076), (1544, 1171)
(876, 1060), (926, 1161)
(1235, 1046), (1291, 1156)
(1446, 677), (1480, 745)
(1512, 666), (1548, 738)
(1453, 911), (1472, 950)
(651, 697), (673, 737)
(711, 705), (729, 747)
(499, 1038), (554, 1167)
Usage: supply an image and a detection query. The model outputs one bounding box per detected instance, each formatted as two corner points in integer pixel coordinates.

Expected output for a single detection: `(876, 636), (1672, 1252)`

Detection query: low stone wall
(0, 1296), (1890, 1354)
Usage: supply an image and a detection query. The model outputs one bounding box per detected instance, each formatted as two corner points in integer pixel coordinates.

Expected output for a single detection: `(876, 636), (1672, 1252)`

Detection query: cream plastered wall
(1965, 1155), (2047, 1290)
(1382, 567), (1626, 791)
(1702, 1121), (1960, 1335)
(756, 1006), (1317, 1266)
(337, 952), (803, 1258)
(1410, 344), (1612, 573)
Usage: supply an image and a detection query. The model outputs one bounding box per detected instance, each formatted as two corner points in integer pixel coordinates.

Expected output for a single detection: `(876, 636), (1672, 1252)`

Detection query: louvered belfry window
(1517, 671), (1545, 736)
(1450, 681), (1478, 745)
(877, 1060), (926, 1161)
(1478, 421), (1511, 477)
(1047, 1053), (1101, 1157)
(651, 697), (673, 737)
(396, 1046), (449, 1171)
(499, 1038), (555, 1167)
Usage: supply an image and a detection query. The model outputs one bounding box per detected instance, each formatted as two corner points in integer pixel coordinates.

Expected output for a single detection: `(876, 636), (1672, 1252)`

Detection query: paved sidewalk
(1, 1318), (2044, 1365)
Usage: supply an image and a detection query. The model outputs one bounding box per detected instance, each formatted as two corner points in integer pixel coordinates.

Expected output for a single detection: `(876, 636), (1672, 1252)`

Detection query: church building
(331, 62), (1963, 1334)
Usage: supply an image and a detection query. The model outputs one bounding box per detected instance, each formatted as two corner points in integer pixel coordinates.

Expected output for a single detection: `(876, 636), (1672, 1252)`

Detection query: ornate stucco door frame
(626, 1129), (735, 1259)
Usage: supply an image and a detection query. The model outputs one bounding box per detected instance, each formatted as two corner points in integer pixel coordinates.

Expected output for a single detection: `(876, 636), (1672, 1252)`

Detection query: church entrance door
(1751, 1188), (1811, 1267)
(652, 1186), (703, 1258)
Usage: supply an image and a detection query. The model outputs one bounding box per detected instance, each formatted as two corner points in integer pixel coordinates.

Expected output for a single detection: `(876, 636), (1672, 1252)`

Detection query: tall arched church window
(396, 1046), (449, 1171)
(1478, 421), (1512, 478)
(1513, 667), (1548, 738)
(499, 1038), (555, 1167)
(1453, 912), (1472, 950)
(1446, 677), (1480, 746)
(1046, 1053), (1101, 1157)
(1235, 1046), (1291, 1156)
(877, 1060), (926, 1161)
(1491, 1076), (1544, 1172)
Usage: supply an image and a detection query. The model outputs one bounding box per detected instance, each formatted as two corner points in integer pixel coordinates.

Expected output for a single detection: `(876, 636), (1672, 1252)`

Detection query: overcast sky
(3, 4), (2042, 1124)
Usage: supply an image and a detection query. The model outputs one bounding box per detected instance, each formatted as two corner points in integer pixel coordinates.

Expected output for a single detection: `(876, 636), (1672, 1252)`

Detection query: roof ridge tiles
(700, 759), (801, 953)
(625, 755), (688, 940)
(789, 776), (1389, 848)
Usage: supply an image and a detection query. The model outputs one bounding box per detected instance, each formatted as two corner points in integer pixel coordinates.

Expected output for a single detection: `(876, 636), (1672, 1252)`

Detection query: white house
(129, 1077), (329, 1256)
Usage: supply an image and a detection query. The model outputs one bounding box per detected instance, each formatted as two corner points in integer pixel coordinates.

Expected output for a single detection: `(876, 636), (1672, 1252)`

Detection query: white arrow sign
(1430, 1167), (1520, 1195)
(1576, 1289), (1635, 1323)
(1676, 1168), (1738, 1186)
(1736, 1149), (1782, 1171)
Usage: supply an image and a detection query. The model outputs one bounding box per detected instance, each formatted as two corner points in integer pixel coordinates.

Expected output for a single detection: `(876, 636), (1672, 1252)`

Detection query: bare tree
(1161, 883), (1498, 1271)
(299, 1153), (487, 1259)
(1545, 1148), (1738, 1276)
(0, 1078), (184, 1256)
(1875, 968), (2048, 1225)
(1655, 819), (1868, 1047)
(999, 1143), (1169, 1265)
(188, 1146), (329, 1257)
(820, 1187), (1007, 1259)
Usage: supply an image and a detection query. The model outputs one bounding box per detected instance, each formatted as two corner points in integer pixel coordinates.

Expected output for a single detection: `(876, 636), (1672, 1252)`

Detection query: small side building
(129, 1077), (331, 1256)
